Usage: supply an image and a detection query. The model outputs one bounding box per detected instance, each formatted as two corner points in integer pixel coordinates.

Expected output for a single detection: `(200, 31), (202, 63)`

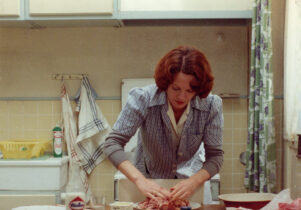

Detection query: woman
(104, 46), (224, 201)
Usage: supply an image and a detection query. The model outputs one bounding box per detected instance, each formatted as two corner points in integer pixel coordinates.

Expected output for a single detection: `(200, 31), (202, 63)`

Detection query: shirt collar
(148, 87), (210, 111)
(190, 94), (210, 111)
(148, 89), (167, 107)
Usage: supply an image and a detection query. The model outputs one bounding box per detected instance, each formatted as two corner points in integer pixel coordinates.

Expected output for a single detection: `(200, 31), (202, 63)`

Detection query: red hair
(154, 46), (214, 98)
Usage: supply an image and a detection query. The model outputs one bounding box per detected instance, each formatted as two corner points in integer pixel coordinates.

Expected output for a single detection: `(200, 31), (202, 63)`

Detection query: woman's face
(167, 72), (197, 113)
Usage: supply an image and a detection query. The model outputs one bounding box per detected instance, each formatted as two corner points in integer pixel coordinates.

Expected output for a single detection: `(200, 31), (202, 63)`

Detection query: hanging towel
(61, 84), (91, 200)
(75, 76), (111, 174)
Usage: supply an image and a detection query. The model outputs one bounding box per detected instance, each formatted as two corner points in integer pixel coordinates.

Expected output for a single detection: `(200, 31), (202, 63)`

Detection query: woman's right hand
(117, 161), (170, 199)
(135, 177), (171, 200)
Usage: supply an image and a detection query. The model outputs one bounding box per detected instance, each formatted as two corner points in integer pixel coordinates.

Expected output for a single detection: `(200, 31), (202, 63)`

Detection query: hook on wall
(51, 74), (88, 80)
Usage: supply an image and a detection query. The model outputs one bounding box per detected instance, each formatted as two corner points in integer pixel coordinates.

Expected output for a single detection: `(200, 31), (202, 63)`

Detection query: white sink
(0, 156), (69, 191)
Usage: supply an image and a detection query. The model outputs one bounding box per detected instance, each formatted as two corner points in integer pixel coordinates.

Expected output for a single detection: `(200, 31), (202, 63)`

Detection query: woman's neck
(173, 107), (186, 123)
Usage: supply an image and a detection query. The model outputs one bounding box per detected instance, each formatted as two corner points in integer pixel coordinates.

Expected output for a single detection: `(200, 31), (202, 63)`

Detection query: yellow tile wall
(220, 99), (248, 194)
(293, 158), (301, 198)
(0, 98), (283, 203)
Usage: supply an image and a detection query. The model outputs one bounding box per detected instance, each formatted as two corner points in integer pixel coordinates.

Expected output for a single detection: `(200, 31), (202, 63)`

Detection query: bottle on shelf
(52, 124), (63, 157)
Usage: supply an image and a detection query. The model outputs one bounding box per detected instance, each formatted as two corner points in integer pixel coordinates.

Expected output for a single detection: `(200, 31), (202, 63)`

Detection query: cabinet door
(121, 0), (252, 11)
(0, 0), (20, 17)
(29, 0), (113, 16)
(119, 0), (252, 19)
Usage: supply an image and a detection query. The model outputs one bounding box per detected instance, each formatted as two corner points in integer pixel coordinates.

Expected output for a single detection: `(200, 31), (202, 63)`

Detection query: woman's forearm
(190, 168), (211, 186)
(117, 160), (146, 184)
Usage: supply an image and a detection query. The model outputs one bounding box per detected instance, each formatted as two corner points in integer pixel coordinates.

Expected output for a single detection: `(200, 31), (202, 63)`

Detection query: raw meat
(278, 198), (301, 209)
(137, 197), (189, 210)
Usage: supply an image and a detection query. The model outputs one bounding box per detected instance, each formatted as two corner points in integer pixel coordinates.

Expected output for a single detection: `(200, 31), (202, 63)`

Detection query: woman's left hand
(170, 169), (210, 201)
(169, 177), (200, 201)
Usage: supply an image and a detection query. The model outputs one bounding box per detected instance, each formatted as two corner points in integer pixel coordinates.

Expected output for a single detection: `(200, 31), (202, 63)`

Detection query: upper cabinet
(0, 0), (31, 27)
(0, 0), (252, 28)
(28, 0), (113, 16)
(0, 0), (121, 28)
(25, 0), (121, 27)
(0, 0), (21, 17)
(119, 0), (253, 19)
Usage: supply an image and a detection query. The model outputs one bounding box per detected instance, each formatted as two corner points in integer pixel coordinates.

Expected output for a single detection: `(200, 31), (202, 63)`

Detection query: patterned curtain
(244, 0), (276, 193)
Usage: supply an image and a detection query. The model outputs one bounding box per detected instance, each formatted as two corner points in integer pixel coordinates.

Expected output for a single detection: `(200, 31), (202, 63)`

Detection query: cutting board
(117, 179), (204, 204)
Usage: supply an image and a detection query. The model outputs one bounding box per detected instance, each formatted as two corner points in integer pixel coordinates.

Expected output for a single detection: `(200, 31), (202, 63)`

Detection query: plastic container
(53, 124), (63, 157)
(0, 140), (50, 159)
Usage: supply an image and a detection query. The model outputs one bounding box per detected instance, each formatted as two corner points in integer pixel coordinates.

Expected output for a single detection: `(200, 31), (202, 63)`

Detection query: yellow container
(0, 140), (50, 159)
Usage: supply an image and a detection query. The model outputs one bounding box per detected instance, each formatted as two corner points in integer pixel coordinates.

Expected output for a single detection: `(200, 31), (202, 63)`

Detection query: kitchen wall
(0, 24), (250, 203)
(0, 25), (249, 98)
(0, 97), (284, 203)
(0, 0), (287, 204)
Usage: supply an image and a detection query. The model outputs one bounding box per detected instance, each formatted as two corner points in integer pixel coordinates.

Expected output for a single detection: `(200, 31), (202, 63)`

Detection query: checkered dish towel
(61, 84), (91, 199)
(75, 76), (111, 174)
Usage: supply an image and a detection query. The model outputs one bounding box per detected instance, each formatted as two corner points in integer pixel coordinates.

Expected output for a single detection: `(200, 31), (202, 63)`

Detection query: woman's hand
(170, 169), (210, 201)
(117, 161), (171, 200)
(135, 177), (171, 200)
(169, 177), (200, 201)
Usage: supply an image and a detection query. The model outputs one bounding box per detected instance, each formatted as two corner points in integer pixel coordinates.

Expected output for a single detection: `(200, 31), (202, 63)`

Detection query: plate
(133, 201), (201, 210)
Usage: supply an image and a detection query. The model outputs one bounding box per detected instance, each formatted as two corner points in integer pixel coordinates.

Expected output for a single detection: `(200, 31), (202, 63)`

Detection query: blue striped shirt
(104, 84), (224, 178)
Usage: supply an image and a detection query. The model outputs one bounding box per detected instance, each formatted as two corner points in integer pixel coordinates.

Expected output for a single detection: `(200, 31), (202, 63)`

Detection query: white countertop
(0, 155), (69, 166)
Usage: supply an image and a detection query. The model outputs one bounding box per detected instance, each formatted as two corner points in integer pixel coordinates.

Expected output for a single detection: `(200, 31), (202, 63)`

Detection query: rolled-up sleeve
(103, 87), (149, 167)
(202, 95), (224, 177)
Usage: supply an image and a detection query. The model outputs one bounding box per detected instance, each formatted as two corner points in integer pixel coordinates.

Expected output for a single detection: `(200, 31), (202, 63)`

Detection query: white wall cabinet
(0, 0), (252, 28)
(0, 0), (120, 28)
(0, 0), (30, 27)
(29, 0), (113, 16)
(119, 0), (253, 19)
(0, 0), (21, 17)
(26, 0), (121, 28)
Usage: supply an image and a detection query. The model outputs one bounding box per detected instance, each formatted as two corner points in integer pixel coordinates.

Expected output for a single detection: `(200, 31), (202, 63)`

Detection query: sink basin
(0, 156), (69, 191)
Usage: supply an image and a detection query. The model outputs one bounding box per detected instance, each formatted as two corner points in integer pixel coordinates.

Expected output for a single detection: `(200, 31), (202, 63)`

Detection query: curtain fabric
(244, 0), (276, 193)
(284, 0), (301, 141)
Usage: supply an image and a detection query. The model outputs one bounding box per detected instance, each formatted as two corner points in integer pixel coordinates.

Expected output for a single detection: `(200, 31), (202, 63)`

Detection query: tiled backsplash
(0, 100), (120, 141)
(0, 98), (283, 203)
(220, 99), (248, 194)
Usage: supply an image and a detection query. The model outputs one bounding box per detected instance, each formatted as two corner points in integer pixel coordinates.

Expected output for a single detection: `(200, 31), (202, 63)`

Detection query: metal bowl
(218, 193), (275, 209)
